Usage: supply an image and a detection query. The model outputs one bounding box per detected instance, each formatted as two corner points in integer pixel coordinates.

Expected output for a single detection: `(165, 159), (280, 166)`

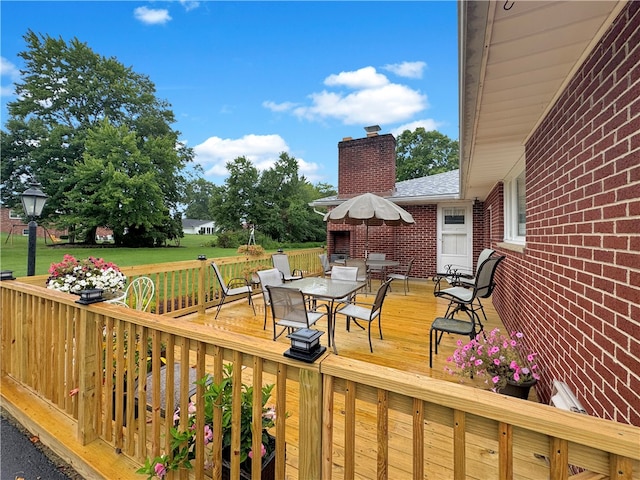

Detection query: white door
(437, 204), (472, 275)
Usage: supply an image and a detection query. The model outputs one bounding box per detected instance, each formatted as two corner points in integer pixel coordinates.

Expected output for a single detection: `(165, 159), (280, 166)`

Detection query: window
(9, 209), (22, 220)
(504, 166), (526, 244)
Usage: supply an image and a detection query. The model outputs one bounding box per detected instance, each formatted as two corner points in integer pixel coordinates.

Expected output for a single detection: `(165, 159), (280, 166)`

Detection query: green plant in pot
(447, 328), (540, 398)
(137, 364), (279, 479)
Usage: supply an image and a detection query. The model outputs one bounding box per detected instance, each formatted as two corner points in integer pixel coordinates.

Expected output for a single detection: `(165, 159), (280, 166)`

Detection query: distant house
(182, 218), (216, 235)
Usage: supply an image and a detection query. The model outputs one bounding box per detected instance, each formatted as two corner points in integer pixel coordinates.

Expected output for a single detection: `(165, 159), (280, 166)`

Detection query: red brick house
(462, 2), (639, 426)
(315, 1), (639, 427)
(312, 132), (470, 281)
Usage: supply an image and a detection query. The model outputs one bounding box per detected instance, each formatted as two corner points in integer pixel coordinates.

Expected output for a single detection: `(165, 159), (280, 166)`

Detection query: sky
(0, 1), (459, 188)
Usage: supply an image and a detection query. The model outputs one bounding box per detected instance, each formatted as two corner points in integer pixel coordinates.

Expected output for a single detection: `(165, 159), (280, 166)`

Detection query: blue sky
(1, 1), (458, 188)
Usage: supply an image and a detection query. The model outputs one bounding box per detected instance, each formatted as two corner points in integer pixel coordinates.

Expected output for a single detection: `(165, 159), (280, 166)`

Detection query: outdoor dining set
(211, 252), (414, 355)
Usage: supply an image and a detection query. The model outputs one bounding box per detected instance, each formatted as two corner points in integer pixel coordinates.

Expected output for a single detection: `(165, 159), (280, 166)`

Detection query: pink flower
(154, 462), (167, 478)
(248, 443), (267, 459)
(204, 425), (213, 445)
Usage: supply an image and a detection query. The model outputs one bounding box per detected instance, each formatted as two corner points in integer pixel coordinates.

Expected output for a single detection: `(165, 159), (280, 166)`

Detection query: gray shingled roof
(310, 169), (460, 206)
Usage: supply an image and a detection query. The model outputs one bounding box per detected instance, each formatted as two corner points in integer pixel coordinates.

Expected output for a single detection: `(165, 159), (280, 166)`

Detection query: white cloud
(1, 57), (20, 98)
(294, 82), (427, 125)
(267, 66), (428, 126)
(193, 133), (323, 182)
(391, 119), (444, 137)
(262, 100), (298, 113)
(324, 66), (389, 89)
(383, 61), (427, 79)
(180, 0), (200, 11)
(1, 57), (20, 81)
(134, 6), (172, 25)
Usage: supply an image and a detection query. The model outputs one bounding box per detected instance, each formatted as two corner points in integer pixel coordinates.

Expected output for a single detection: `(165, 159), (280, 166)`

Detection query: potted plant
(237, 244), (269, 284)
(47, 254), (127, 297)
(447, 328), (540, 399)
(137, 364), (279, 479)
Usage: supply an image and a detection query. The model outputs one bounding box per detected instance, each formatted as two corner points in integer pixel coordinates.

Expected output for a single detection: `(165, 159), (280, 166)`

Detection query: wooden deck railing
(2, 257), (639, 480)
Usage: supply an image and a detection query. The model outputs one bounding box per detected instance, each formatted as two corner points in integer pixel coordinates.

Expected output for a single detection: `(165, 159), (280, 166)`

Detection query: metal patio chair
(272, 253), (303, 282)
(387, 257), (415, 295)
(266, 285), (329, 341)
(430, 255), (505, 367)
(333, 278), (393, 352)
(210, 262), (255, 319)
(256, 268), (283, 330)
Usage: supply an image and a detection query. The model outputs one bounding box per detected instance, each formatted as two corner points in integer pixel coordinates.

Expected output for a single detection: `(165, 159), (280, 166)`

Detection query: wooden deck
(184, 277), (530, 397)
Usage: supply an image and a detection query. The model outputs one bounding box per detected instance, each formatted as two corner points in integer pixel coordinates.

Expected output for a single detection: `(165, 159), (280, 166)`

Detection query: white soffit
(460, 0), (625, 201)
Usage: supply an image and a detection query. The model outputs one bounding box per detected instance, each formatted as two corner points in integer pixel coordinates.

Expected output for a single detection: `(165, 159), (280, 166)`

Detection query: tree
(0, 30), (192, 245)
(209, 153), (330, 244)
(395, 128), (459, 181)
(183, 177), (216, 220)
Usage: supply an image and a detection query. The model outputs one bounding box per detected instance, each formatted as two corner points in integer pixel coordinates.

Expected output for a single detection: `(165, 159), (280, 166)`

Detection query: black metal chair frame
(211, 262), (255, 319)
(430, 255), (505, 367)
(334, 279), (393, 352)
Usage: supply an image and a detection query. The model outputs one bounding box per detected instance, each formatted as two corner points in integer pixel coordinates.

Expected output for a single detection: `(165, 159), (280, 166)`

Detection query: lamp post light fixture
(20, 182), (48, 276)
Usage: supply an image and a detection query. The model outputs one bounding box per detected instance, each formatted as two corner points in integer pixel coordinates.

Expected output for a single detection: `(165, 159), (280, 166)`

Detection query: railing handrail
(2, 255), (639, 479)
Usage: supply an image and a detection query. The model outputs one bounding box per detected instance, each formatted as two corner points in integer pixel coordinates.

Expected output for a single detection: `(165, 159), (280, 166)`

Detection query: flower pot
(498, 378), (537, 399)
(221, 433), (276, 480)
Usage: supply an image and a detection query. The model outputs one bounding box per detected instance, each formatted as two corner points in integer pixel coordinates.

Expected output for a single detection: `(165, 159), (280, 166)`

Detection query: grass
(0, 234), (255, 277)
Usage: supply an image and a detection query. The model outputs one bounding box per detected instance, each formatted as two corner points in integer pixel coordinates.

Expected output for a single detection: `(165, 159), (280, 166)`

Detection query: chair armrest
(335, 299), (374, 310)
(228, 277), (250, 287)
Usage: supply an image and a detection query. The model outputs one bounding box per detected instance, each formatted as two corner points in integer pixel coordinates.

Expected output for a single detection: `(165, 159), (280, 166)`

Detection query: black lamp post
(20, 183), (48, 276)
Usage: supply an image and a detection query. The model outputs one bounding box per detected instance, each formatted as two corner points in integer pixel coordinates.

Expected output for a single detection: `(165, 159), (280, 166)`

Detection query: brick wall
(0, 207), (65, 239)
(489, 2), (640, 426)
(329, 132), (444, 278)
(337, 134), (396, 198)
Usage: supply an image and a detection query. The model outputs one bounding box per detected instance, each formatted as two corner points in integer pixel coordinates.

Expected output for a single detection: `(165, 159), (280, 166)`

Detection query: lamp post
(20, 183), (48, 276)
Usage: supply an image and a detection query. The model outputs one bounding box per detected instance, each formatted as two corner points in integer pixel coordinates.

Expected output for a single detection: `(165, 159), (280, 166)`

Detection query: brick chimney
(337, 127), (396, 198)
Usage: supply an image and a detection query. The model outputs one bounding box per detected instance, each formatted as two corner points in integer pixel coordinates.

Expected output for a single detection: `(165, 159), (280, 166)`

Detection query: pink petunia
(154, 462), (167, 478)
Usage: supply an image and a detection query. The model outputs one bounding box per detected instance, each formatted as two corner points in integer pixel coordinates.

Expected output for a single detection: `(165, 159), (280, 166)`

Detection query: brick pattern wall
(337, 134), (396, 198)
(0, 207), (65, 239)
(330, 132), (444, 279)
(489, 2), (640, 426)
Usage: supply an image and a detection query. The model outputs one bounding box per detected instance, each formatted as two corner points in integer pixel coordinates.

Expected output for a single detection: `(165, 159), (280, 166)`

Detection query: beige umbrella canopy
(324, 192), (415, 256)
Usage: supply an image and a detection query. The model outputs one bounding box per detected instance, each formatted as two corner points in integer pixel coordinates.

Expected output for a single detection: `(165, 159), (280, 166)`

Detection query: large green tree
(209, 153), (330, 243)
(395, 128), (459, 181)
(0, 30), (192, 245)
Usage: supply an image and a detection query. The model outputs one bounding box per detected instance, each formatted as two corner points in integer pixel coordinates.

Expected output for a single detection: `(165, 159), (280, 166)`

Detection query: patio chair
(318, 253), (332, 276)
(430, 255), (505, 367)
(331, 266), (359, 301)
(210, 262), (255, 319)
(111, 276), (155, 311)
(266, 285), (329, 340)
(256, 268), (283, 330)
(367, 252), (386, 285)
(272, 253), (303, 282)
(386, 257), (415, 295)
(345, 258), (369, 290)
(333, 279), (393, 352)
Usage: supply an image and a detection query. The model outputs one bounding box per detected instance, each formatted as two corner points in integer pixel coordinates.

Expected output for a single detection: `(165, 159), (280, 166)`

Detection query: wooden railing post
(299, 368), (322, 480)
(198, 258), (207, 314)
(76, 308), (99, 445)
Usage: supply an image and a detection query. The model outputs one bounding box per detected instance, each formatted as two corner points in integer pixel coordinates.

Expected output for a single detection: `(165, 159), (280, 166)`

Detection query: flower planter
(498, 378), (537, 399)
(221, 434), (276, 480)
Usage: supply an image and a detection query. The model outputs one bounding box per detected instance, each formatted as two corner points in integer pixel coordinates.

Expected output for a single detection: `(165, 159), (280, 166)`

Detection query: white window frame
(504, 158), (526, 245)
(9, 209), (22, 220)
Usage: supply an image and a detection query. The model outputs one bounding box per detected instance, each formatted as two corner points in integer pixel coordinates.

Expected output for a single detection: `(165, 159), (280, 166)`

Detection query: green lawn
(0, 234), (245, 277)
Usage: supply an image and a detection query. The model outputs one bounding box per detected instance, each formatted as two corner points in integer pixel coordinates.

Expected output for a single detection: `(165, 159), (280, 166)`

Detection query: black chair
(272, 253), (303, 282)
(266, 286), (329, 340)
(334, 279), (393, 352)
(387, 257), (415, 295)
(430, 255), (505, 367)
(211, 262), (255, 319)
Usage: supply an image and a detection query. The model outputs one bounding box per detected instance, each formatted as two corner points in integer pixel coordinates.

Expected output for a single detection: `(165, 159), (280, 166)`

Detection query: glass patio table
(281, 277), (367, 355)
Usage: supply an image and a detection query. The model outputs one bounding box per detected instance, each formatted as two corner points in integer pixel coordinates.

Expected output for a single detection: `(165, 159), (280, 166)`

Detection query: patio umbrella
(323, 192), (415, 257)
